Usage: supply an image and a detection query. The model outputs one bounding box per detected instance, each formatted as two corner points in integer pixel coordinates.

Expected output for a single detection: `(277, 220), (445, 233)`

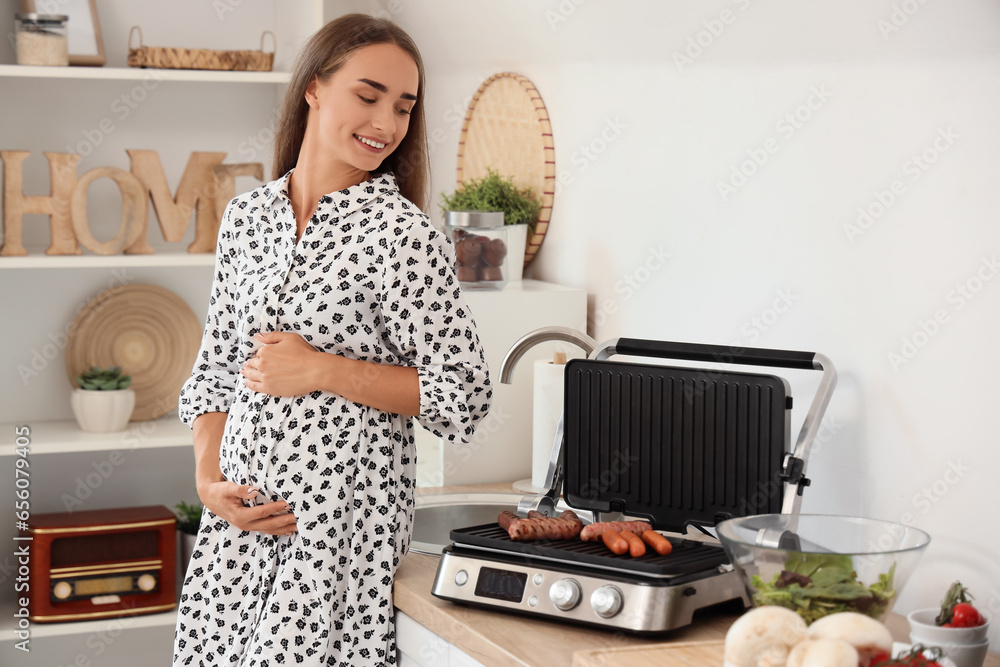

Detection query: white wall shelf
(1, 417), (193, 456)
(0, 252), (215, 269)
(0, 597), (177, 641)
(0, 64), (290, 84)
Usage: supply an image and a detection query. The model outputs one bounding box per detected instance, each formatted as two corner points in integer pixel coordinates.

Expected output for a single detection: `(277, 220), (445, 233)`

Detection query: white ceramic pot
(70, 388), (135, 432)
(505, 223), (528, 282)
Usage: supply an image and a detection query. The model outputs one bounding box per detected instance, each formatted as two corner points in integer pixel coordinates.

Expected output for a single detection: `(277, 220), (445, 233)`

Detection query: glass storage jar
(15, 14), (69, 66)
(445, 211), (508, 290)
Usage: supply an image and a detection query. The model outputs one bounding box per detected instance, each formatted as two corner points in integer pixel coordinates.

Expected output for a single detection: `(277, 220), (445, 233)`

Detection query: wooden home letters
(0, 151), (263, 256)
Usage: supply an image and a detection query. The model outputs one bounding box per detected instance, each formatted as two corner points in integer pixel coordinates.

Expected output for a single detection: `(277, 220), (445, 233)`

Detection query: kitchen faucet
(498, 326), (597, 384)
(498, 326), (597, 518)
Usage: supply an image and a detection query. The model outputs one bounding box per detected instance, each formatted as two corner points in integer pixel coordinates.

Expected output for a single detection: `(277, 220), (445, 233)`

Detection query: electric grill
(431, 336), (836, 634)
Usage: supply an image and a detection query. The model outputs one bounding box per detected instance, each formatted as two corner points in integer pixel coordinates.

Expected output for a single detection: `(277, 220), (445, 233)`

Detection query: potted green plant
(70, 366), (135, 432)
(440, 168), (542, 281)
(175, 500), (203, 571)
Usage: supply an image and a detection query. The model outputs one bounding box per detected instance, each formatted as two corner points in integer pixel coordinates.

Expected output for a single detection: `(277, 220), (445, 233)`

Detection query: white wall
(355, 0), (1000, 644)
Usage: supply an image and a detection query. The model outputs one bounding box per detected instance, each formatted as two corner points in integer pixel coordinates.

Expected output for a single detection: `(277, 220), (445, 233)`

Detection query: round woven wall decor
(456, 72), (555, 266)
(65, 284), (202, 421)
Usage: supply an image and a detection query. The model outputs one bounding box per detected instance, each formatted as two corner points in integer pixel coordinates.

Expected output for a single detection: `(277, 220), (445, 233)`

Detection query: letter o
(71, 167), (146, 255)
(912, 331), (928, 347)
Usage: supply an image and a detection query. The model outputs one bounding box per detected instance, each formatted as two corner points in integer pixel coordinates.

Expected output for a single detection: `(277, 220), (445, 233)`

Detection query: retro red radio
(25, 505), (177, 622)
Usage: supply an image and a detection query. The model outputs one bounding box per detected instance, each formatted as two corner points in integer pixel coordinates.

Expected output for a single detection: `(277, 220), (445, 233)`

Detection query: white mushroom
(806, 611), (892, 662)
(786, 638), (859, 667)
(725, 606), (809, 667)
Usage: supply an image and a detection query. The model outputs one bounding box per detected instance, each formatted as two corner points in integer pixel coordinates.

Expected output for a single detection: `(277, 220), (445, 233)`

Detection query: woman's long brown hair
(271, 14), (429, 211)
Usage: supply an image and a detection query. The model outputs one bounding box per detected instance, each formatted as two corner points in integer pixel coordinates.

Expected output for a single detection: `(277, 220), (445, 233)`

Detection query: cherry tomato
(870, 648), (891, 665)
(952, 602), (985, 627)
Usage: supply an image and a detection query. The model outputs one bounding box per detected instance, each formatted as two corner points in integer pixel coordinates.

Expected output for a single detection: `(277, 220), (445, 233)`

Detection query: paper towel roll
(532, 359), (566, 488)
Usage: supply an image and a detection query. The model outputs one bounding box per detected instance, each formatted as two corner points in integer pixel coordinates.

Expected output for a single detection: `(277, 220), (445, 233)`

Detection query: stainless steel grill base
(431, 546), (750, 634)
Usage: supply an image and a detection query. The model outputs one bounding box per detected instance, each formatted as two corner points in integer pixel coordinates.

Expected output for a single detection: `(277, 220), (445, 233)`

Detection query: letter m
(127, 150), (227, 253)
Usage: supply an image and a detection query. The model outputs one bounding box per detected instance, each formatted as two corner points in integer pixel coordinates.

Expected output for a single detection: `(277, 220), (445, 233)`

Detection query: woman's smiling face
(305, 43), (419, 174)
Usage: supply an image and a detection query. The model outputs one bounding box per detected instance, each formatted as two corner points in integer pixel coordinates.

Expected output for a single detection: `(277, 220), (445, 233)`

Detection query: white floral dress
(172, 171), (491, 666)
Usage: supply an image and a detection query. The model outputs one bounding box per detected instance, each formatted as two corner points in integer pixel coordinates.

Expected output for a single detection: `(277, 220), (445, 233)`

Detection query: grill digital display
(474, 566), (527, 603)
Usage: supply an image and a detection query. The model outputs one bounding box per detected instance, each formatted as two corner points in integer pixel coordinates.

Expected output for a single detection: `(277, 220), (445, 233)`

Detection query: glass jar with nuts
(444, 211), (509, 290)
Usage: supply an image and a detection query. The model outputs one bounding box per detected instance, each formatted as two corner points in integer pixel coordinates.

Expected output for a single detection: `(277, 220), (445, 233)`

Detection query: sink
(408, 492), (593, 556)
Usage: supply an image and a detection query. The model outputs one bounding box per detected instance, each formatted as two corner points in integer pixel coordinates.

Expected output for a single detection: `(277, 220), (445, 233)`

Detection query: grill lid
(561, 353), (795, 533)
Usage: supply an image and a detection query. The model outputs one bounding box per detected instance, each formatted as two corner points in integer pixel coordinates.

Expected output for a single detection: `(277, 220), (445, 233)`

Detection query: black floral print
(172, 171), (491, 666)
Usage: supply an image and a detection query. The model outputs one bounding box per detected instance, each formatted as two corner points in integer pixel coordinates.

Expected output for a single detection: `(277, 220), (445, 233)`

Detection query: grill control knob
(548, 579), (581, 611)
(590, 585), (623, 618)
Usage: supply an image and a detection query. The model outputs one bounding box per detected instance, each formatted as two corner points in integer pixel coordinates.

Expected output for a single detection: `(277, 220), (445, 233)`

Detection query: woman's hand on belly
(240, 331), (323, 397)
(198, 479), (298, 535)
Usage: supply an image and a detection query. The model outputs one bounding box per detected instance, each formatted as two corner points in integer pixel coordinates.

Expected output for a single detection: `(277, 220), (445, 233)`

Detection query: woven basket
(456, 73), (555, 266)
(127, 26), (275, 72)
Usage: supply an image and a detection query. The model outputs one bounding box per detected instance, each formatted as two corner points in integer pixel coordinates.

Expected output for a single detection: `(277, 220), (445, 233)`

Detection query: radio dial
(590, 585), (623, 618)
(53, 581), (72, 599)
(548, 579), (581, 611)
(137, 574), (157, 592)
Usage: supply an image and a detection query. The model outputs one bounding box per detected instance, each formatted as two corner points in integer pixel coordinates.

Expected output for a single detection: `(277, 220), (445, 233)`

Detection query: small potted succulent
(175, 500), (203, 571)
(70, 366), (135, 432)
(440, 168), (542, 282)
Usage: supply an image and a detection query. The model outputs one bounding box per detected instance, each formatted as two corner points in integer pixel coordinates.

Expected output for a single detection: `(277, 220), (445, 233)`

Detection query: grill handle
(608, 338), (818, 370)
(590, 337), (837, 518)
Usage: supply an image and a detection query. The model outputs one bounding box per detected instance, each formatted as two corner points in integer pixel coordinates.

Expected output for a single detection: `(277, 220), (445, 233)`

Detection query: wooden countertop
(397, 483), (997, 667)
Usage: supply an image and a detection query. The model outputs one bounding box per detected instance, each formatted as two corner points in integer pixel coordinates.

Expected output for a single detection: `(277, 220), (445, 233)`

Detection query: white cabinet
(396, 610), (487, 667)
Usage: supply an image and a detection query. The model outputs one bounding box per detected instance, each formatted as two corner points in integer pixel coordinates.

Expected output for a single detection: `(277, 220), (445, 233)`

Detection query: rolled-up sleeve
(178, 204), (241, 427)
(381, 216), (492, 445)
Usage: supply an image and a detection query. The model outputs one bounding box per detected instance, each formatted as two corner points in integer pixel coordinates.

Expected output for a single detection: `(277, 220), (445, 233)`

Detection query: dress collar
(262, 169), (398, 220)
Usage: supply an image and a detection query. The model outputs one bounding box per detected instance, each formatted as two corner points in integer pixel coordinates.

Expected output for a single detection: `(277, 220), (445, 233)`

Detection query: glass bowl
(717, 514), (931, 625)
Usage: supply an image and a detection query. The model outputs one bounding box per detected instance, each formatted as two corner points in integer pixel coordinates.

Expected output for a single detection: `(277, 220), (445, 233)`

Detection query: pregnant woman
(173, 14), (491, 666)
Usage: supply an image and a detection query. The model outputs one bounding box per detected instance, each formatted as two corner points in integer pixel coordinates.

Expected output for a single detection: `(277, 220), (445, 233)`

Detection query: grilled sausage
(622, 530), (646, 558)
(642, 530), (673, 556)
(601, 529), (629, 555)
(497, 510), (519, 531)
(506, 509), (583, 541)
(580, 520), (652, 542)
